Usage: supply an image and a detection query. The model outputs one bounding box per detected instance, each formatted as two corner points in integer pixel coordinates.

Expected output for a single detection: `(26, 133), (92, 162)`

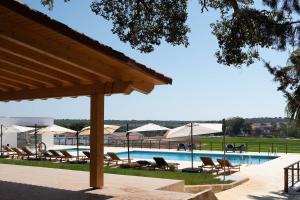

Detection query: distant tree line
(53, 117), (300, 138)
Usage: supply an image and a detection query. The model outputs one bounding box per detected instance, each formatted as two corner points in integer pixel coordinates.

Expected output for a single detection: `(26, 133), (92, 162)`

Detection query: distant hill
(244, 117), (289, 124)
(54, 117), (289, 132)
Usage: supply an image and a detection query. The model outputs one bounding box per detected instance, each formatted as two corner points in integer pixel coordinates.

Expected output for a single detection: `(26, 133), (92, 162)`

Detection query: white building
(0, 117), (54, 148)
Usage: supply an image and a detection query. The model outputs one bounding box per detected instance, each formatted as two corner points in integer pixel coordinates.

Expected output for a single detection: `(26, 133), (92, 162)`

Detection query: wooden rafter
(0, 82), (134, 101)
(0, 61), (59, 87)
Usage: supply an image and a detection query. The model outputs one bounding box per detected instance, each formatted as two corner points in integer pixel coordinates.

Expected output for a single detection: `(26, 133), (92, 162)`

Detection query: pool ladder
(241, 155), (252, 166)
(268, 147), (277, 156)
(248, 155), (252, 165)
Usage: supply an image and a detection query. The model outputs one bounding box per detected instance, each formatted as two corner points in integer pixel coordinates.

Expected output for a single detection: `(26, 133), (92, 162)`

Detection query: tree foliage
(266, 48), (300, 124)
(207, 0), (300, 66)
(226, 117), (246, 136)
(40, 0), (300, 122)
(41, 0), (300, 67)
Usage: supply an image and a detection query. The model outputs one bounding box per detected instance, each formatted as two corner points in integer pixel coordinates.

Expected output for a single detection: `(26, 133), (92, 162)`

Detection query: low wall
(184, 189), (218, 200)
(157, 174), (249, 199)
(158, 181), (218, 200)
(185, 177), (249, 193)
(158, 180), (185, 192)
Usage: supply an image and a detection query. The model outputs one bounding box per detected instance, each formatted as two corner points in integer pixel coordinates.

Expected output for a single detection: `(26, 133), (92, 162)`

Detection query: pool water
(64, 148), (278, 165)
(65, 148), (89, 153)
(116, 151), (278, 165)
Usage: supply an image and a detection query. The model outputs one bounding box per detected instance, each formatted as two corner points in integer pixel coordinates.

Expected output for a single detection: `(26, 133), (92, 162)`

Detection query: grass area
(198, 137), (300, 153)
(0, 159), (230, 185)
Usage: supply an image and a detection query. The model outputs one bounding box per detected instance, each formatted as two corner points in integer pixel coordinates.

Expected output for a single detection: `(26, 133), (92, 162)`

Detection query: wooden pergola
(0, 0), (172, 188)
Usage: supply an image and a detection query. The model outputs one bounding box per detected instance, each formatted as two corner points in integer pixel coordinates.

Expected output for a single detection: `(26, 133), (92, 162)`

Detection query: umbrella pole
(222, 119), (226, 182)
(190, 122), (194, 169)
(126, 123), (130, 164)
(0, 124), (3, 157)
(76, 130), (79, 162)
(34, 124), (38, 159)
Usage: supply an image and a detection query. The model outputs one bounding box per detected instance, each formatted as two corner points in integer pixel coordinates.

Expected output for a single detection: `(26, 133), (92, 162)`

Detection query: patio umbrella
(37, 124), (76, 134)
(181, 123), (201, 173)
(112, 132), (144, 141)
(165, 123), (222, 139)
(79, 125), (120, 135)
(78, 125), (120, 162)
(222, 119), (226, 181)
(128, 123), (170, 133)
(0, 124), (34, 157)
(36, 124), (76, 159)
(112, 127), (144, 163)
(170, 123), (222, 173)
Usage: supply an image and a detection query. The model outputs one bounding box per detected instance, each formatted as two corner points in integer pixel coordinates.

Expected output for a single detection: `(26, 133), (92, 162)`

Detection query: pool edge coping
(184, 177), (250, 193)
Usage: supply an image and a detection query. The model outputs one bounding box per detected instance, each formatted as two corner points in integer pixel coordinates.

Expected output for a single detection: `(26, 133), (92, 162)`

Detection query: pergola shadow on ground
(0, 180), (113, 200)
(247, 191), (298, 200)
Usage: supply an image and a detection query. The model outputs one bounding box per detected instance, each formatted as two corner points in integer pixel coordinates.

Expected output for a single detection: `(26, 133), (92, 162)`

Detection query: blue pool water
(65, 148), (89, 153)
(116, 151), (278, 165)
(64, 148), (278, 165)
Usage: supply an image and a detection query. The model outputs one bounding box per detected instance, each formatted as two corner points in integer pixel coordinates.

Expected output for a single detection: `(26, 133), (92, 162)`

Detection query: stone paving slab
(216, 154), (300, 200)
(0, 164), (193, 200)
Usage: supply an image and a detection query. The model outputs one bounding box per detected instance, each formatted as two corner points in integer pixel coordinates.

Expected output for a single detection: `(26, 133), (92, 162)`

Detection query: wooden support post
(297, 163), (300, 182)
(284, 168), (288, 193)
(90, 93), (104, 189)
(292, 165), (295, 187)
(221, 142), (224, 151)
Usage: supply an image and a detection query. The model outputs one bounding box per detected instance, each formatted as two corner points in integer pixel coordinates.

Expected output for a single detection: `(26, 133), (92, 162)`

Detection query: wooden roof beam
(104, 82), (133, 96)
(0, 35), (105, 84)
(0, 81), (24, 91)
(0, 60), (58, 87)
(0, 49), (75, 86)
(0, 82), (133, 101)
(0, 27), (120, 82)
(0, 85), (10, 92)
(0, 72), (40, 89)
(0, 38), (93, 85)
(131, 81), (155, 94)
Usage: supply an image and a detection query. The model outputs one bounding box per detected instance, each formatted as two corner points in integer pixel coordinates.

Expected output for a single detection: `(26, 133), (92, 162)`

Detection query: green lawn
(198, 137), (300, 153)
(0, 159), (230, 185)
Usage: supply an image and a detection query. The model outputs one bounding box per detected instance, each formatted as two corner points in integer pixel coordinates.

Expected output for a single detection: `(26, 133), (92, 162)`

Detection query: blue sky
(0, 0), (290, 120)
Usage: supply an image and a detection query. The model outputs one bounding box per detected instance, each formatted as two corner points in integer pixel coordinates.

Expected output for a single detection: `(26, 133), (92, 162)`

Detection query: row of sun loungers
(199, 156), (240, 174)
(1, 146), (87, 161)
(225, 144), (247, 153)
(177, 143), (196, 151)
(1, 146), (240, 174)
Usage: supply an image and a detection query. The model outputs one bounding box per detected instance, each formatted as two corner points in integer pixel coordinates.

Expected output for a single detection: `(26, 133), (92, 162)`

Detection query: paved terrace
(49, 146), (300, 199)
(216, 154), (300, 200)
(0, 164), (194, 200)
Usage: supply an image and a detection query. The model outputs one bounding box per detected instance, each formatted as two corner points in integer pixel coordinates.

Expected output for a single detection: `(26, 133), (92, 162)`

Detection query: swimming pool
(116, 150), (278, 165)
(64, 148), (278, 165)
(65, 148), (89, 153)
